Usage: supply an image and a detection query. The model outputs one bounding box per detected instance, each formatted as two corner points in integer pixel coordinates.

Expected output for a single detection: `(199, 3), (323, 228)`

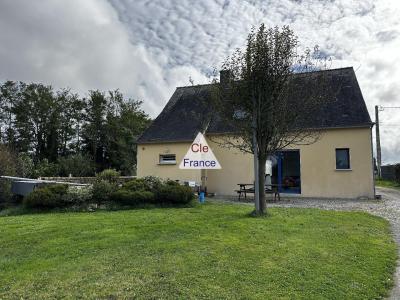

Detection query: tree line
(0, 81), (151, 177)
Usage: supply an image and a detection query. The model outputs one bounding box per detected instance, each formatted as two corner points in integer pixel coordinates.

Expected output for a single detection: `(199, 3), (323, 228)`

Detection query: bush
(16, 152), (35, 178)
(0, 145), (19, 203)
(23, 184), (94, 210)
(23, 184), (68, 209)
(110, 190), (154, 206)
(165, 179), (180, 187)
(122, 178), (146, 191)
(47, 184), (69, 195)
(156, 184), (194, 204)
(59, 154), (96, 177)
(91, 180), (117, 204)
(34, 159), (60, 177)
(123, 176), (164, 193)
(113, 177), (192, 207)
(23, 188), (56, 209)
(96, 169), (120, 183)
(143, 176), (163, 192)
(61, 186), (92, 206)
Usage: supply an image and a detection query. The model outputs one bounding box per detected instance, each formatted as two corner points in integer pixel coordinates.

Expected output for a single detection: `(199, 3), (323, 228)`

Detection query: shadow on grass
(248, 209), (272, 218)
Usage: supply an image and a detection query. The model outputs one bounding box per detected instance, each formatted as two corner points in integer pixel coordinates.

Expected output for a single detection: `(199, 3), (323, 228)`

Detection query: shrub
(122, 178), (146, 192)
(110, 190), (154, 206)
(23, 184), (94, 210)
(34, 159), (60, 177)
(61, 186), (92, 206)
(165, 179), (180, 187)
(23, 184), (68, 209)
(143, 176), (163, 192)
(59, 154), (96, 177)
(91, 180), (117, 204)
(112, 177), (192, 207)
(23, 188), (56, 209)
(16, 152), (35, 178)
(123, 176), (164, 193)
(156, 184), (194, 204)
(47, 184), (69, 195)
(96, 169), (120, 183)
(0, 145), (18, 204)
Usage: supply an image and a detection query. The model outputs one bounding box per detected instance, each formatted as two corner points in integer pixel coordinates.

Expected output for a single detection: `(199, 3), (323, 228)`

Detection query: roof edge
(174, 67), (355, 90)
(138, 139), (194, 145)
(138, 123), (374, 144)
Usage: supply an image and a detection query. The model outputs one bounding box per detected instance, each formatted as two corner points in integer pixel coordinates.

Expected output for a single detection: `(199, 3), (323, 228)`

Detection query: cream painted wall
(205, 138), (253, 196)
(296, 127), (374, 199)
(137, 127), (375, 199)
(137, 142), (201, 183)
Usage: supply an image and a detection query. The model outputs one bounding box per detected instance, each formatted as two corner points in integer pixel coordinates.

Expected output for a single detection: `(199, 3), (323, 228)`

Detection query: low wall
(39, 176), (136, 185)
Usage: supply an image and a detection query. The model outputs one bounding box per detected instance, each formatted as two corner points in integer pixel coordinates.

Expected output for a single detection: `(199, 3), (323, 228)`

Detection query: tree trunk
(252, 92), (260, 214)
(253, 130), (260, 214)
(258, 156), (267, 214)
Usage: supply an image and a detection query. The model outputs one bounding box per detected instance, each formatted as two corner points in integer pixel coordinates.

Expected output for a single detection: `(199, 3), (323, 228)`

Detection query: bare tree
(212, 24), (332, 215)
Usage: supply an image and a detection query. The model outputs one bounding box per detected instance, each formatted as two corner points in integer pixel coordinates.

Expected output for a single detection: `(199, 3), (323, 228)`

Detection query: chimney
(220, 69), (231, 87)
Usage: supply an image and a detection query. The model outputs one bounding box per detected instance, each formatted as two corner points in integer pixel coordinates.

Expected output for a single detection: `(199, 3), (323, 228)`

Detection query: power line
(379, 123), (400, 126)
(379, 106), (400, 111)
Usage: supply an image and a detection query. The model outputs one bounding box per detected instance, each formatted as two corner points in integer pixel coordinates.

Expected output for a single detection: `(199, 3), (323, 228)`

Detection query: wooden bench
(236, 184), (280, 202)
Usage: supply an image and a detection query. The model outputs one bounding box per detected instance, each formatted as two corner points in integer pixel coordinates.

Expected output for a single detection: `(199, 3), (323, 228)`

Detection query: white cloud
(0, 0), (207, 114)
(0, 0), (399, 163)
(109, 0), (400, 163)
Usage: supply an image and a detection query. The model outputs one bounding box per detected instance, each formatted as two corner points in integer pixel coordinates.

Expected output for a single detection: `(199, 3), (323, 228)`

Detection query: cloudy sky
(0, 0), (399, 163)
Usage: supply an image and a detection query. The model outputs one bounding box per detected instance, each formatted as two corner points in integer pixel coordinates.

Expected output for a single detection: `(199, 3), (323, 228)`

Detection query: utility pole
(375, 105), (382, 179)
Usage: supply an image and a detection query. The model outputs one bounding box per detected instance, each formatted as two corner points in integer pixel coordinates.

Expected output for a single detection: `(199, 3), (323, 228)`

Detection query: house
(137, 67), (375, 199)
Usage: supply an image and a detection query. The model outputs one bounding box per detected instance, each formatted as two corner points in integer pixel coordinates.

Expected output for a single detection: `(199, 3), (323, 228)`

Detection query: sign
(187, 181), (196, 187)
(179, 132), (221, 169)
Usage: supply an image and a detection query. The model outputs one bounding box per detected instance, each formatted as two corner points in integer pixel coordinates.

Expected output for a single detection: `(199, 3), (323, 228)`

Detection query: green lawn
(0, 203), (396, 299)
(376, 179), (400, 190)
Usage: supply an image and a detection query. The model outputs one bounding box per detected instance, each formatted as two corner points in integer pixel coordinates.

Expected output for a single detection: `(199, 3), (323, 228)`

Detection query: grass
(0, 202), (396, 299)
(376, 179), (400, 190)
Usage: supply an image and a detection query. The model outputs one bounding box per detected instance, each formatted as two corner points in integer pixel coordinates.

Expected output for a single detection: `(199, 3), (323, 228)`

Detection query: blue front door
(271, 150), (301, 194)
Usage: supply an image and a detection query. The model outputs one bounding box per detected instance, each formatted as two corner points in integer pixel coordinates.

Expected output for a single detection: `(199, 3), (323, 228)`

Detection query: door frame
(276, 149), (301, 194)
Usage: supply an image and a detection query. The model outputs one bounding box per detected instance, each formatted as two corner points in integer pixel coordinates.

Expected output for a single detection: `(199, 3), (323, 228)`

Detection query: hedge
(110, 190), (154, 206)
(22, 177), (195, 210)
(23, 184), (68, 209)
(156, 184), (194, 204)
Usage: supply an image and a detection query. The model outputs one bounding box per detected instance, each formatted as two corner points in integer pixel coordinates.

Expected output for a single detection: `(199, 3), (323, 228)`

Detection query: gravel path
(215, 186), (400, 299)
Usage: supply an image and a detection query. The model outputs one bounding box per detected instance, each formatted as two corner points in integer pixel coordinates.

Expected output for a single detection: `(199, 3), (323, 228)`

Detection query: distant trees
(104, 93), (150, 174)
(0, 81), (151, 177)
(82, 90), (108, 167)
(0, 145), (19, 203)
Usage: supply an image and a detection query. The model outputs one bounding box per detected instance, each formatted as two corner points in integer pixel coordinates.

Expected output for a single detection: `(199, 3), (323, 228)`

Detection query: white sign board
(179, 132), (221, 169)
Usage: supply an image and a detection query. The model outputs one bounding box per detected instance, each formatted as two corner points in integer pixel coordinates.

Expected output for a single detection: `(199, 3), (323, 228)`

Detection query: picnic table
(235, 183), (281, 202)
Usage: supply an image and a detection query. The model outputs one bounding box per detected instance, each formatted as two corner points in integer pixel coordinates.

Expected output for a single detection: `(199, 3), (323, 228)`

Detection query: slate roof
(138, 67), (372, 144)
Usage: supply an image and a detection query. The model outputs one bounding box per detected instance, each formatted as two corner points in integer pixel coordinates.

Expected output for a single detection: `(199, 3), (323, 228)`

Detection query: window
(159, 154), (176, 165)
(335, 148), (350, 170)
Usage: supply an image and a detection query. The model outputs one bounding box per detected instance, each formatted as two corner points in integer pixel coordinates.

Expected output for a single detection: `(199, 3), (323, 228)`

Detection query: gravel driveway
(217, 186), (400, 299)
